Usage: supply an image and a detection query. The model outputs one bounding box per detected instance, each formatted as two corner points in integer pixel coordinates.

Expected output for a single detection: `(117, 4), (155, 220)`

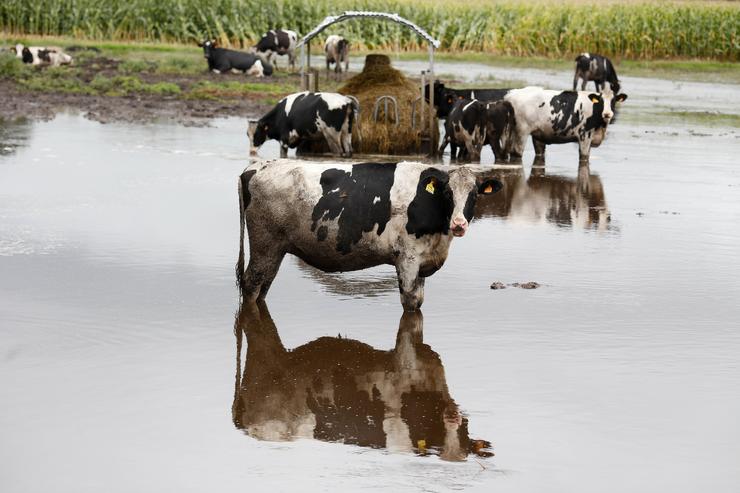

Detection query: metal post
(300, 44), (305, 89)
(420, 70), (426, 137)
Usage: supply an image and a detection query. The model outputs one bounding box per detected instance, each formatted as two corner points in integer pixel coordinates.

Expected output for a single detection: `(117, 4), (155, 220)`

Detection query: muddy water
(2, 66), (740, 492)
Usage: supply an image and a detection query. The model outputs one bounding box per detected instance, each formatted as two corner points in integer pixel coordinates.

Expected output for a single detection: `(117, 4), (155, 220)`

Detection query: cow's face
(250, 122), (268, 147)
(589, 89), (628, 124)
(416, 168), (503, 237)
(199, 39), (216, 59)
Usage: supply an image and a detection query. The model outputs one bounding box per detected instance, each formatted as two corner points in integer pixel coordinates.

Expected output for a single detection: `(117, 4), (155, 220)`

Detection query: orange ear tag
(483, 184), (493, 193)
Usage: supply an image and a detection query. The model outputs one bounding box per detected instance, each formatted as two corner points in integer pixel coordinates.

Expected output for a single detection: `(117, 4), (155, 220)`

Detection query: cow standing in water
(324, 35), (349, 77)
(504, 86), (627, 162)
(248, 92), (358, 157)
(236, 161), (503, 311)
(573, 53), (621, 93)
(254, 29), (298, 71)
(438, 99), (488, 162)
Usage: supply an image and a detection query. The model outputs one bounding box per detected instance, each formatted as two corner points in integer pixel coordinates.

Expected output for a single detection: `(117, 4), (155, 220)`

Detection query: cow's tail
(236, 173), (247, 291)
(347, 95), (360, 146)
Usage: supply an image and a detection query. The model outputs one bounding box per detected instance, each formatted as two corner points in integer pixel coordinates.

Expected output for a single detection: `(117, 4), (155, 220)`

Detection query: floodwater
(2, 61), (740, 493)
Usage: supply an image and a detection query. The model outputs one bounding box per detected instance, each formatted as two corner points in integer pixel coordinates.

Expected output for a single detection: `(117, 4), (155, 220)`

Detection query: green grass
(655, 110), (740, 127)
(1, 0), (738, 60)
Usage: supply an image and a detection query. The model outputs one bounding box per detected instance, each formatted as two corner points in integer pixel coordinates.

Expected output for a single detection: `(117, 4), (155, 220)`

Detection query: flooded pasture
(1, 63), (740, 492)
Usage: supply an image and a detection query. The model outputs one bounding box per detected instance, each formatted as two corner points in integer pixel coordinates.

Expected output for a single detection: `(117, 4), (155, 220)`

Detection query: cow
(324, 35), (349, 77)
(573, 53), (621, 94)
(12, 44), (72, 66)
(438, 99), (488, 162)
(36, 48), (73, 66)
(233, 301), (493, 460)
(254, 29), (298, 71)
(198, 39), (272, 76)
(248, 92), (357, 158)
(236, 160), (504, 311)
(427, 80), (512, 119)
(484, 100), (516, 162)
(503, 86), (627, 163)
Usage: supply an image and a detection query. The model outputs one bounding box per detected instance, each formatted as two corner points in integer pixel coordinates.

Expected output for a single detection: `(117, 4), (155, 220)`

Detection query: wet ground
(1, 62), (740, 492)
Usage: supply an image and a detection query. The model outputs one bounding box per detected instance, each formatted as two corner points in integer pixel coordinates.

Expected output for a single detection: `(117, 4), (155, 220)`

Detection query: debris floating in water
(490, 281), (541, 290)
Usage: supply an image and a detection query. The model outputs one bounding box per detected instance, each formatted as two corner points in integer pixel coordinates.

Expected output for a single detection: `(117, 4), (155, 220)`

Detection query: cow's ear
(424, 176), (438, 194)
(447, 96), (453, 104)
(616, 93), (628, 103)
(588, 93), (601, 104)
(478, 178), (503, 195)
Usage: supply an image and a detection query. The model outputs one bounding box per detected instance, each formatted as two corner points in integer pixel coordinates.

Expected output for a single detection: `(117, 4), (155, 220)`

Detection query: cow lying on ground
(324, 35), (349, 77)
(254, 29), (298, 71)
(12, 44), (72, 66)
(504, 86), (627, 162)
(573, 53), (620, 93)
(427, 80), (512, 119)
(198, 39), (272, 76)
(438, 99), (488, 161)
(248, 92), (357, 158)
(236, 161), (503, 310)
(233, 301), (493, 460)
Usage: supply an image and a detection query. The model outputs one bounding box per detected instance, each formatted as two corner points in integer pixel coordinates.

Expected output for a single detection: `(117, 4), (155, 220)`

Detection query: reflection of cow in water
(232, 301), (492, 461)
(474, 164), (610, 230)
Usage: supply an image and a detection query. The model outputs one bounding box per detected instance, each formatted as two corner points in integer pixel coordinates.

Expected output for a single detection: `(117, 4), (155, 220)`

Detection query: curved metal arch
(297, 11), (441, 50)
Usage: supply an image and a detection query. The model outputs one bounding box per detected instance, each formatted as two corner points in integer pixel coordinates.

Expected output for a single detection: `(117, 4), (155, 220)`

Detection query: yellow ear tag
(426, 180), (435, 194)
(590, 97), (600, 104)
(417, 439), (427, 452)
(484, 184), (493, 194)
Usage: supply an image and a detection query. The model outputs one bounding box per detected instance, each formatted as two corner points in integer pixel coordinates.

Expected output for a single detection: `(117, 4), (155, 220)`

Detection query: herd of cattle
(237, 47), (628, 311)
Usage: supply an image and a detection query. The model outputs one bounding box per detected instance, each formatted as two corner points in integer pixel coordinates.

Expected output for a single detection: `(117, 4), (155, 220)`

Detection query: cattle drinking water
(248, 91), (358, 158)
(236, 161), (503, 311)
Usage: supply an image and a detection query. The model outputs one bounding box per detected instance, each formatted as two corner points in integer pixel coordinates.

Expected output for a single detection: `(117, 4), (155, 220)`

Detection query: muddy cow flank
(236, 161), (503, 310)
(254, 29), (298, 70)
(504, 86), (627, 162)
(198, 39), (272, 76)
(249, 92), (357, 158)
(324, 35), (349, 75)
(428, 81), (512, 119)
(438, 99), (488, 162)
(573, 53), (620, 93)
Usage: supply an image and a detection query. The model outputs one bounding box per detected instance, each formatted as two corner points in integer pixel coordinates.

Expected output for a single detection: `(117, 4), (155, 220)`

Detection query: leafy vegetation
(1, 0), (737, 60)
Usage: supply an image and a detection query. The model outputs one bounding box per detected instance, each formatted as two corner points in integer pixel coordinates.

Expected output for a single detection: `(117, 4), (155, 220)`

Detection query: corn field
(1, 0), (738, 60)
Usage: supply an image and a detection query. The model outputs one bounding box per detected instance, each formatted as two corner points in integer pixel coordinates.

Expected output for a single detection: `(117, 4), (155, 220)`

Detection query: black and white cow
(438, 99), (488, 162)
(427, 81), (512, 119)
(248, 92), (358, 158)
(254, 29), (298, 71)
(484, 100), (516, 162)
(12, 43), (72, 66)
(324, 34), (349, 76)
(198, 39), (272, 76)
(504, 86), (627, 162)
(233, 301), (493, 459)
(236, 161), (503, 311)
(573, 53), (620, 93)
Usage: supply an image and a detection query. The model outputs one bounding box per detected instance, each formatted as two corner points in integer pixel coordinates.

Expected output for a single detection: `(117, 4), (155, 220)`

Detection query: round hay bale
(338, 54), (438, 156)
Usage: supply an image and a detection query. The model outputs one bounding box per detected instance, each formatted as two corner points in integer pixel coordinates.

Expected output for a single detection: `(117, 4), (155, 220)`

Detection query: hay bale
(338, 54), (438, 156)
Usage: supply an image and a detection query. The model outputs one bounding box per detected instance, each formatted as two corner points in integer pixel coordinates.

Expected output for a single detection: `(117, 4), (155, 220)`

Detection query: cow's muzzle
(451, 218), (468, 237)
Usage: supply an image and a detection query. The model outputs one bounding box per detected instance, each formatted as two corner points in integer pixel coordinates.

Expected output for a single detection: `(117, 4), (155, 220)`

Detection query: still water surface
(1, 68), (740, 492)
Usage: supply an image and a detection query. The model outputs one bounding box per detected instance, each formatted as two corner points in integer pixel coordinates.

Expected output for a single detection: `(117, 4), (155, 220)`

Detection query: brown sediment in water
(338, 54), (438, 155)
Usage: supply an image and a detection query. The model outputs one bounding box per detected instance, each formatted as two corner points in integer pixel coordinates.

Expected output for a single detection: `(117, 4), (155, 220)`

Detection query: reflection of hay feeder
(296, 12), (440, 156)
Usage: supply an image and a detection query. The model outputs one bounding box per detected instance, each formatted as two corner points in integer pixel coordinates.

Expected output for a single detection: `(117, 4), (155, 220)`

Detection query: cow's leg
(450, 142), (459, 161)
(508, 132), (526, 163)
(242, 249), (285, 301)
(437, 134), (449, 158)
(573, 72), (580, 91)
(280, 143), (288, 158)
(395, 259), (424, 311)
(581, 79), (587, 91)
(532, 136), (546, 157)
(578, 138), (591, 163)
(340, 126), (352, 157)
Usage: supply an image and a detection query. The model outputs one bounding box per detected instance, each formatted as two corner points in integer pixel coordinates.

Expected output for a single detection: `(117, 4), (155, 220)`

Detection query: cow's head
(407, 167), (503, 238)
(249, 120), (269, 148)
(588, 88), (627, 125)
(198, 39), (217, 59)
